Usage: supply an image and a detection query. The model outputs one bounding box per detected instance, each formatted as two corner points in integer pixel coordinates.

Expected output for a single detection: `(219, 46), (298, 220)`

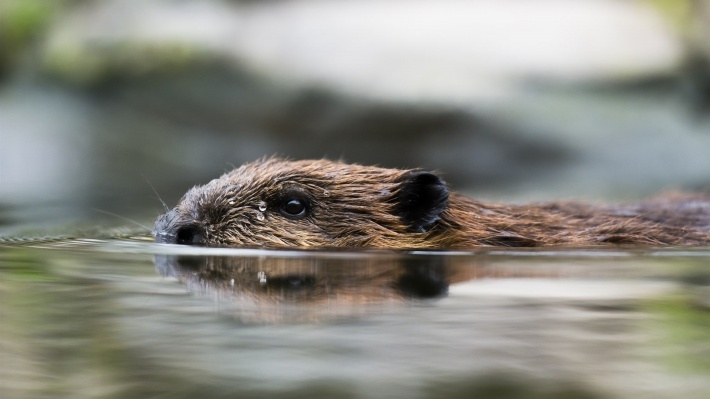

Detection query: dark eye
(281, 198), (307, 218)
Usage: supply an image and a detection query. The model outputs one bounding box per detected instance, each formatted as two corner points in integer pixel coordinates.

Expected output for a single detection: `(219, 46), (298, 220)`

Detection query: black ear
(394, 171), (449, 232)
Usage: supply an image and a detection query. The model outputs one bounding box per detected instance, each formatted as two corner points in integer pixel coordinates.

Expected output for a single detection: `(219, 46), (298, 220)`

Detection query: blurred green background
(1, 0), (709, 233)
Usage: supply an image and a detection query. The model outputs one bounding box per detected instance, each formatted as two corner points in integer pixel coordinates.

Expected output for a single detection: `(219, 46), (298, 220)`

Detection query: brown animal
(153, 158), (710, 248)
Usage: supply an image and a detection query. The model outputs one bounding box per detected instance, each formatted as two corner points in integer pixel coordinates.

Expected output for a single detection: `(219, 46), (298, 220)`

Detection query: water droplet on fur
(380, 189), (391, 196)
(258, 201), (267, 211)
(229, 279), (234, 286)
(258, 271), (267, 284)
(256, 212), (265, 221)
(323, 189), (330, 197)
(228, 200), (235, 205)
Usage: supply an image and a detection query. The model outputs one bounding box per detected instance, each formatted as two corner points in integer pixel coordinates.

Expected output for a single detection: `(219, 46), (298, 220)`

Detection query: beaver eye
(281, 198), (307, 218)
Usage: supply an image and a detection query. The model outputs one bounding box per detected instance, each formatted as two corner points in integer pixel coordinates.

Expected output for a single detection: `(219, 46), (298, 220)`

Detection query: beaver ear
(394, 171), (449, 232)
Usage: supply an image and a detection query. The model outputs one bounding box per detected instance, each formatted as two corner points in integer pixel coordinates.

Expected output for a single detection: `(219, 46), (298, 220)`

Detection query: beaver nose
(153, 210), (206, 245)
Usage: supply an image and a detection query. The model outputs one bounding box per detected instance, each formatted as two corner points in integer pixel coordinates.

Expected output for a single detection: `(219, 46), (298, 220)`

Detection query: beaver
(153, 158), (710, 248)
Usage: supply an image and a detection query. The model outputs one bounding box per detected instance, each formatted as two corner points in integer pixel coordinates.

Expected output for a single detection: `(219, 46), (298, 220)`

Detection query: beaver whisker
(140, 173), (169, 212)
(93, 208), (152, 232)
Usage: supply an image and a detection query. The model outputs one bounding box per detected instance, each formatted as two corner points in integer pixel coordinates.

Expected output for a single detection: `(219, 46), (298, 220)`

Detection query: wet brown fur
(154, 158), (710, 248)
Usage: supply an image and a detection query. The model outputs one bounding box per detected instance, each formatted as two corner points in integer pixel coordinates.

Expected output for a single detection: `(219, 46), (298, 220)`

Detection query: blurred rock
(41, 0), (682, 102)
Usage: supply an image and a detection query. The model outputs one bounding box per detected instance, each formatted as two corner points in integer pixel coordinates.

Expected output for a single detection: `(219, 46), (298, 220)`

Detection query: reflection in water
(156, 253), (455, 302)
(152, 250), (571, 323)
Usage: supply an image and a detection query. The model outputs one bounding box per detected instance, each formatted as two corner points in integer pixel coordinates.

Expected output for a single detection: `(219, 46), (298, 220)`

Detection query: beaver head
(153, 158), (450, 248)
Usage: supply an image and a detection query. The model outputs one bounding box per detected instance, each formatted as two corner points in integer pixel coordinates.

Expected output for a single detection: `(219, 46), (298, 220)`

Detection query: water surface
(1, 237), (709, 399)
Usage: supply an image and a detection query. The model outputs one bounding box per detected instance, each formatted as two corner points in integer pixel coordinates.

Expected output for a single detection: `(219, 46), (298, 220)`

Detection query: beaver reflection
(154, 254), (463, 305)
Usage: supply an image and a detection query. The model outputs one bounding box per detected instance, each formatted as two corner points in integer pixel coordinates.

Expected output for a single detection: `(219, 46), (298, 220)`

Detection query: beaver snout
(153, 209), (207, 245)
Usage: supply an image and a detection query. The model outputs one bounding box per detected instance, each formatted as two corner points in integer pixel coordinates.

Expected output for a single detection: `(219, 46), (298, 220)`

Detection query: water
(1, 237), (709, 399)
